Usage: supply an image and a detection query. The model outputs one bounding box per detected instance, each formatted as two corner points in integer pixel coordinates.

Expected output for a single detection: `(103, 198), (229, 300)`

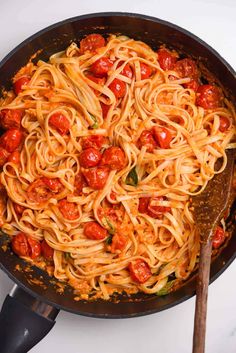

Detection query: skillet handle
(0, 285), (59, 353)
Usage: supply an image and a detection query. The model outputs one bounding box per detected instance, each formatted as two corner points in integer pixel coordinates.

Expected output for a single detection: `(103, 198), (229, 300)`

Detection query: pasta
(0, 34), (235, 300)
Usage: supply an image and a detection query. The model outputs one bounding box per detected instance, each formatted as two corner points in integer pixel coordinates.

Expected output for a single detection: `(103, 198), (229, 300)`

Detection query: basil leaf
(90, 114), (99, 129)
(106, 235), (113, 245)
(103, 217), (115, 235)
(64, 252), (71, 260)
(156, 280), (175, 296)
(126, 167), (138, 186)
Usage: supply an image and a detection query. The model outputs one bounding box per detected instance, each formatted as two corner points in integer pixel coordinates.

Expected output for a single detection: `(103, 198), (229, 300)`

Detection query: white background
(0, 1), (236, 352)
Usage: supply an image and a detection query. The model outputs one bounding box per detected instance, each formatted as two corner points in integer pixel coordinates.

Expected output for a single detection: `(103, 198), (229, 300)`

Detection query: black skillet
(0, 12), (235, 353)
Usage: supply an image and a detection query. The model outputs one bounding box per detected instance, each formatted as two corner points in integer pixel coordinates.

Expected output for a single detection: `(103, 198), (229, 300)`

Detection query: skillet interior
(0, 12), (235, 318)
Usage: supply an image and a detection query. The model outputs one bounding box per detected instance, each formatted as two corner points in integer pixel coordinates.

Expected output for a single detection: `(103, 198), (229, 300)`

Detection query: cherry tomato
(49, 112), (70, 135)
(128, 259), (152, 284)
(14, 203), (25, 215)
(0, 109), (23, 129)
(80, 34), (105, 54)
(196, 85), (222, 109)
(219, 116), (230, 132)
(41, 239), (54, 260)
(82, 166), (109, 190)
(109, 78), (126, 99)
(0, 129), (23, 153)
(83, 221), (108, 240)
(147, 197), (171, 218)
(138, 130), (157, 152)
(11, 232), (30, 257)
(74, 173), (87, 195)
(58, 199), (79, 220)
(87, 75), (106, 85)
(140, 63), (152, 79)
(118, 62), (133, 79)
(14, 76), (31, 95)
(91, 57), (113, 77)
(174, 58), (198, 79)
(27, 179), (52, 203)
(8, 151), (20, 165)
(152, 126), (172, 149)
(111, 233), (127, 253)
(81, 135), (105, 149)
(11, 232), (41, 259)
(27, 237), (42, 259)
(79, 147), (102, 168)
(100, 102), (110, 118)
(183, 79), (199, 91)
(41, 177), (63, 193)
(0, 147), (10, 166)
(100, 146), (126, 170)
(138, 197), (150, 213)
(157, 48), (177, 71)
(212, 226), (226, 249)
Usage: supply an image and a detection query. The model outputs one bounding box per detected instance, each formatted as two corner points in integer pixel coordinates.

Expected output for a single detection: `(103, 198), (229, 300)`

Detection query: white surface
(0, 1), (236, 352)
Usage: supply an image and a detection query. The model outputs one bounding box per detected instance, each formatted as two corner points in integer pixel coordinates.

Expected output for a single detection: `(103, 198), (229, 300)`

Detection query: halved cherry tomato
(41, 177), (63, 193)
(14, 203), (25, 215)
(83, 221), (108, 240)
(74, 173), (87, 195)
(128, 259), (152, 283)
(81, 135), (105, 150)
(79, 147), (102, 168)
(118, 62), (133, 79)
(11, 232), (30, 257)
(14, 76), (31, 95)
(138, 130), (157, 152)
(58, 199), (79, 220)
(27, 237), (42, 259)
(147, 197), (171, 218)
(0, 147), (10, 166)
(219, 116), (230, 132)
(157, 48), (177, 71)
(183, 79), (199, 91)
(139, 197), (170, 218)
(109, 78), (126, 99)
(11, 232), (41, 259)
(91, 57), (113, 77)
(100, 146), (126, 170)
(174, 58), (198, 79)
(140, 63), (152, 79)
(100, 102), (110, 118)
(0, 109), (23, 129)
(8, 151), (20, 164)
(138, 197), (150, 213)
(80, 34), (105, 54)
(27, 179), (52, 203)
(82, 166), (109, 190)
(196, 85), (222, 109)
(0, 129), (23, 153)
(111, 233), (127, 253)
(212, 226), (226, 249)
(152, 126), (172, 149)
(49, 112), (70, 135)
(41, 239), (54, 260)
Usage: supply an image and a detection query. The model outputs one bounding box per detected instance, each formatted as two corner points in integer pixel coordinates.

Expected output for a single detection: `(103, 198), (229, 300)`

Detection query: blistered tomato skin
(157, 48), (177, 71)
(49, 113), (70, 135)
(128, 259), (152, 284)
(91, 57), (113, 77)
(152, 126), (172, 149)
(79, 148), (102, 168)
(41, 240), (54, 260)
(138, 130), (157, 152)
(80, 34), (105, 54)
(83, 221), (108, 240)
(0, 129), (23, 153)
(219, 116), (230, 132)
(58, 199), (79, 220)
(14, 76), (30, 95)
(0, 109), (23, 129)
(82, 166), (110, 190)
(109, 79), (126, 99)
(196, 85), (222, 109)
(100, 147), (126, 170)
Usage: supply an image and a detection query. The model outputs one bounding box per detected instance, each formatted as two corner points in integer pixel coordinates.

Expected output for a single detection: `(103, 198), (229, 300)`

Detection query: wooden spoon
(192, 149), (235, 353)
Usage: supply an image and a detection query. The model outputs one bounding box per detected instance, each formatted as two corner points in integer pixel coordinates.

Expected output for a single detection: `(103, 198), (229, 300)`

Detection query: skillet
(0, 12), (235, 353)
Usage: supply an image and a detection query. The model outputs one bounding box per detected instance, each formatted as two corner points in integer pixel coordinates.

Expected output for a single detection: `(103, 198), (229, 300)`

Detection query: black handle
(0, 285), (59, 353)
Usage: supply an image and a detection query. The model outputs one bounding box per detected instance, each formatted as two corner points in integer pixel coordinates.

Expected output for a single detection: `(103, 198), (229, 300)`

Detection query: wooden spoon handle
(192, 240), (212, 353)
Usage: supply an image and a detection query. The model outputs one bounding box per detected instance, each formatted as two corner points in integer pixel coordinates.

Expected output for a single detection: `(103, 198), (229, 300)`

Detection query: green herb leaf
(64, 252), (71, 260)
(156, 280), (175, 296)
(106, 234), (113, 245)
(103, 217), (115, 235)
(90, 114), (99, 129)
(125, 167), (138, 186)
